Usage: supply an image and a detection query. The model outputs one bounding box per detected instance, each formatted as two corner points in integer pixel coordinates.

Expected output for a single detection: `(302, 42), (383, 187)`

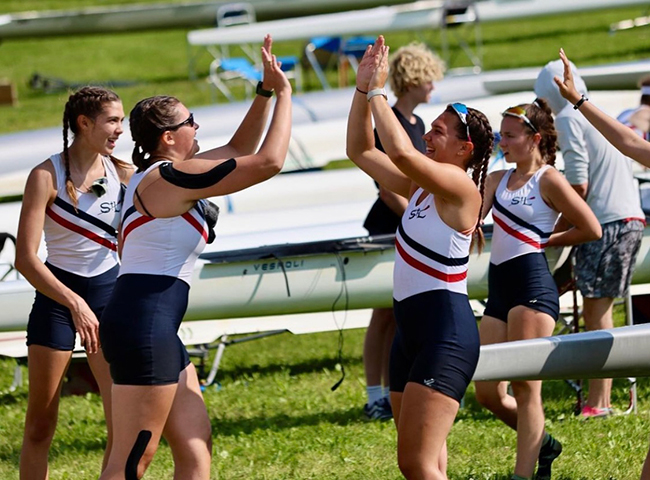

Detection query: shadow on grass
(215, 355), (363, 382)
(0, 390), (27, 405)
(210, 405), (372, 437)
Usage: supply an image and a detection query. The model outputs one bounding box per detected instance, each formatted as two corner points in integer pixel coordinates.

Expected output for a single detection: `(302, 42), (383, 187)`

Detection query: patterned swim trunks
(574, 219), (644, 298)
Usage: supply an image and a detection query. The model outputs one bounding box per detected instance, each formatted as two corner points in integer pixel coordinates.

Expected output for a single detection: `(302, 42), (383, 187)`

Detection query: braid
(62, 102), (78, 208)
(462, 107), (494, 254)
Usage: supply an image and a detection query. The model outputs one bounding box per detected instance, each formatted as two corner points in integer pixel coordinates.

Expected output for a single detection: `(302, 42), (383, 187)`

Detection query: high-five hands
(261, 34), (292, 95)
(356, 35), (389, 93)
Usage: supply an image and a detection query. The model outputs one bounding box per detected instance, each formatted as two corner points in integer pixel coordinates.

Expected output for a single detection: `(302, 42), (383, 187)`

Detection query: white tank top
(119, 161), (208, 286)
(490, 166), (559, 265)
(393, 188), (471, 301)
(44, 153), (122, 276)
(617, 106), (650, 141)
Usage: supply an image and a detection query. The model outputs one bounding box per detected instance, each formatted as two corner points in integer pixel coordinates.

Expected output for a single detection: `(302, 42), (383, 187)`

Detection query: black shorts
(26, 263), (119, 351)
(390, 289), (479, 403)
(484, 252), (559, 322)
(364, 197), (400, 236)
(100, 274), (191, 386)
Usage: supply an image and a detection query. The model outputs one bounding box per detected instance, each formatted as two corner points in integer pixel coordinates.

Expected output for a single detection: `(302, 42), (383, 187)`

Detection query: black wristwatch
(256, 81), (273, 98)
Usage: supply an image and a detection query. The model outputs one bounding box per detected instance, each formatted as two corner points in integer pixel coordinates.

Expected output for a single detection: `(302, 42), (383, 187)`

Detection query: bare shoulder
(539, 166), (566, 188)
(486, 169), (508, 185)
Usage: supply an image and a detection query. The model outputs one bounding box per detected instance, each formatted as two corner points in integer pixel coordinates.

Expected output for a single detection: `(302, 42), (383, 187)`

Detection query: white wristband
(367, 88), (387, 102)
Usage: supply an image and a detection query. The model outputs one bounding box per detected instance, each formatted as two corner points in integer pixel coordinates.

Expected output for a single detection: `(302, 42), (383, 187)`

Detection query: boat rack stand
(188, 329), (288, 388)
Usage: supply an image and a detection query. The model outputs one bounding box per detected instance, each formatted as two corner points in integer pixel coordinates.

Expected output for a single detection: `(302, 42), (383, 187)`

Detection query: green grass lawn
(0, 4), (649, 133)
(0, 309), (648, 479)
(1, 2), (650, 478)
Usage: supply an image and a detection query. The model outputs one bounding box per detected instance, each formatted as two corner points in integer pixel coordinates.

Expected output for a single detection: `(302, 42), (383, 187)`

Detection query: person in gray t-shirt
(535, 59), (645, 418)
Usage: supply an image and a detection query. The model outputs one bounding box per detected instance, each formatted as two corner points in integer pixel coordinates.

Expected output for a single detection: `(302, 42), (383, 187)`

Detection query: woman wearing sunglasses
(475, 100), (601, 480)
(16, 86), (133, 478)
(98, 35), (292, 479)
(348, 35), (494, 479)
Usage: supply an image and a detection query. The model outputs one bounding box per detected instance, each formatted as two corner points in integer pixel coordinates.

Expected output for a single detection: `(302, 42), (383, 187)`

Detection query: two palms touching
(356, 35), (390, 94)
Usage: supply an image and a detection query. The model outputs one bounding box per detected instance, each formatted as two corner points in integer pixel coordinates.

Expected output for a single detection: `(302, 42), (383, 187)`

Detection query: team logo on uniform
(409, 205), (430, 219)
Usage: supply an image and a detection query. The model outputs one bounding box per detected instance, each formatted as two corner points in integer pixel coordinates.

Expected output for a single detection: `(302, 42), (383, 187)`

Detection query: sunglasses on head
(502, 106), (537, 133)
(166, 113), (195, 131)
(449, 103), (472, 142)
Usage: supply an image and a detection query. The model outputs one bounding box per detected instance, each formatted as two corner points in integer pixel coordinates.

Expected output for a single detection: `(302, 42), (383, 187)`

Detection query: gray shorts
(574, 219), (644, 299)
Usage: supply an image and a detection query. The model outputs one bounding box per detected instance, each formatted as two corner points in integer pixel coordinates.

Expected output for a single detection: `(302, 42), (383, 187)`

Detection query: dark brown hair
(62, 86), (128, 207)
(516, 99), (558, 167)
(129, 95), (180, 170)
(445, 104), (494, 253)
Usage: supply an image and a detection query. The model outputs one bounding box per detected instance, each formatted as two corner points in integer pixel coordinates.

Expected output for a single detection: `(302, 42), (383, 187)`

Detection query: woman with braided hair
(475, 99), (601, 480)
(347, 36), (494, 479)
(15, 86), (132, 478)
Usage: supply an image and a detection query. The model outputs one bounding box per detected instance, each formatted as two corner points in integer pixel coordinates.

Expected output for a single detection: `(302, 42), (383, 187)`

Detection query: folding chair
(440, 0), (483, 73)
(303, 36), (342, 90)
(208, 57), (261, 102)
(338, 36), (375, 87)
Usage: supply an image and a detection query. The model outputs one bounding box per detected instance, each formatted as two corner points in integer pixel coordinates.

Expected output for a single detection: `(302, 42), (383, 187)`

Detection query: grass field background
(0, 3), (649, 133)
(1, 1), (650, 478)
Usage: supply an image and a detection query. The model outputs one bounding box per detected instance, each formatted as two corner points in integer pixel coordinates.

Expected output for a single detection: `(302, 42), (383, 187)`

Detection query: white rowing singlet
(393, 188), (471, 301)
(119, 161), (208, 286)
(44, 153), (122, 276)
(490, 166), (559, 266)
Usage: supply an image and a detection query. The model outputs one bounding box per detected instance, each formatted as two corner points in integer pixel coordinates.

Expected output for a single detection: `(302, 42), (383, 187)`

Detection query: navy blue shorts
(484, 252), (560, 322)
(26, 263), (119, 351)
(390, 289), (480, 403)
(100, 274), (191, 386)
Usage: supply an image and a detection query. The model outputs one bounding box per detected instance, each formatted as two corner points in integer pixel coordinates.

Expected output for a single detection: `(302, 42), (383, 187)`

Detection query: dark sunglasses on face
(449, 103), (472, 142)
(167, 113), (195, 131)
(502, 106), (537, 133)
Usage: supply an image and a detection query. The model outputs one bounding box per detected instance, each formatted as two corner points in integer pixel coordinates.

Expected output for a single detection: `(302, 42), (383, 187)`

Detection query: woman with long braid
(16, 86), (132, 478)
(347, 36), (494, 479)
(475, 100), (601, 480)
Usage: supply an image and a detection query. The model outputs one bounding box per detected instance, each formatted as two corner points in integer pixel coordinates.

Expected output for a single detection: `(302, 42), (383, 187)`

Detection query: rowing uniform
(27, 153), (123, 350)
(390, 188), (479, 402)
(484, 166), (560, 322)
(100, 161), (210, 385)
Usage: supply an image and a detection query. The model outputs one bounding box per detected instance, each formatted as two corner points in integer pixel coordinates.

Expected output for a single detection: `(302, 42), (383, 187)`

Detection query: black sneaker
(363, 397), (393, 421)
(535, 436), (562, 480)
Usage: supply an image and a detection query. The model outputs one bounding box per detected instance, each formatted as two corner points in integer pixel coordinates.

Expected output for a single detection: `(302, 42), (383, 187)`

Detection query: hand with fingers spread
(70, 298), (100, 354)
(553, 48), (582, 105)
(356, 35), (386, 93)
(260, 34), (292, 96)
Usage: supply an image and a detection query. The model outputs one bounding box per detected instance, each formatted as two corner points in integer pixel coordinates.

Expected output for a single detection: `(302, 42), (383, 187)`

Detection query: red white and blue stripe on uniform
(489, 166), (559, 266)
(46, 197), (118, 252)
(118, 161), (208, 286)
(393, 188), (471, 301)
(43, 153), (122, 277)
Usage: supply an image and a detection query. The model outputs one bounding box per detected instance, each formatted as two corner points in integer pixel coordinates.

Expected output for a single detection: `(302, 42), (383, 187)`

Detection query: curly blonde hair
(388, 43), (445, 98)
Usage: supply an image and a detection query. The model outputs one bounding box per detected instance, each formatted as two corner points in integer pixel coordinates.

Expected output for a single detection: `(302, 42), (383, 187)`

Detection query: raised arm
(15, 163), (101, 353)
(367, 40), (479, 205)
(555, 48), (650, 167)
(196, 35), (277, 160)
(541, 167), (602, 247)
(346, 38), (411, 198)
(135, 51), (293, 217)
